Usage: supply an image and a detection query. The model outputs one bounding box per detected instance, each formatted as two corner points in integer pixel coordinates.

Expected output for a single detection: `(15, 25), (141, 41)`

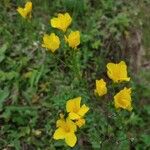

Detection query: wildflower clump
(17, 1), (32, 19)
(95, 60), (133, 111)
(42, 12), (80, 53)
(53, 97), (89, 147)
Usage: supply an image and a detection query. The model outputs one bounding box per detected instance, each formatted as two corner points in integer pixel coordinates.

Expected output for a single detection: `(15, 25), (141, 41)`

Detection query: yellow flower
(75, 118), (85, 128)
(65, 31), (80, 49)
(53, 118), (77, 147)
(95, 79), (107, 96)
(66, 97), (89, 120)
(42, 33), (60, 53)
(107, 61), (130, 83)
(17, 2), (32, 19)
(50, 13), (72, 32)
(114, 87), (132, 111)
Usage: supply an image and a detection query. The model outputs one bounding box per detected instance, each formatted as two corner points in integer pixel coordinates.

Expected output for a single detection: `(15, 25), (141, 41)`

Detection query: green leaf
(125, 113), (143, 125)
(13, 139), (21, 150)
(0, 43), (8, 63)
(29, 65), (44, 88)
(141, 134), (150, 147)
(0, 88), (9, 110)
(0, 71), (19, 81)
(118, 140), (130, 150)
(19, 126), (30, 137)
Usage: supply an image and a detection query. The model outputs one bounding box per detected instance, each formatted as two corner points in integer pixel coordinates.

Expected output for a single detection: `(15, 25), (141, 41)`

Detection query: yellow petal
(24, 2), (32, 12)
(56, 113), (66, 127)
(64, 13), (72, 21)
(118, 61), (130, 81)
(75, 118), (85, 127)
(107, 63), (117, 82)
(51, 18), (60, 28)
(69, 112), (81, 120)
(17, 7), (27, 18)
(78, 104), (89, 117)
(53, 128), (65, 140)
(56, 118), (65, 128)
(17, 2), (32, 19)
(65, 13), (72, 24)
(66, 97), (81, 113)
(65, 132), (77, 147)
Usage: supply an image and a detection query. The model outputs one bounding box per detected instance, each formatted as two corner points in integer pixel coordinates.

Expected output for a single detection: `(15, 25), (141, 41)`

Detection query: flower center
(64, 125), (70, 133)
(73, 107), (78, 113)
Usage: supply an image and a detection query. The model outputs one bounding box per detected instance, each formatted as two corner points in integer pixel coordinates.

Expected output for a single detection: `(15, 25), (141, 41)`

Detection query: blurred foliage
(0, 0), (149, 149)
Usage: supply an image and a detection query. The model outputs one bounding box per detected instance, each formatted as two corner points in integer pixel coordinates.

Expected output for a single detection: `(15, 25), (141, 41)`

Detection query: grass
(0, 0), (150, 149)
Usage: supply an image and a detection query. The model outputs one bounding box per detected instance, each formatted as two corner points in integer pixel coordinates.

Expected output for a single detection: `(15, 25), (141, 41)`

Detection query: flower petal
(56, 118), (65, 128)
(75, 118), (85, 127)
(69, 112), (81, 120)
(53, 128), (65, 140)
(78, 104), (89, 117)
(25, 2), (32, 13)
(51, 18), (59, 28)
(17, 8), (27, 18)
(65, 132), (77, 147)
(66, 97), (81, 113)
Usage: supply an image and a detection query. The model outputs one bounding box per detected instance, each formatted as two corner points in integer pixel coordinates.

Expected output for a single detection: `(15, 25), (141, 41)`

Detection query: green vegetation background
(0, 0), (149, 149)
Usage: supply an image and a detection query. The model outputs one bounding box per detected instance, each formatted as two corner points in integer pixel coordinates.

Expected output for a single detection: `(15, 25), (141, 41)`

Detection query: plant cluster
(0, 0), (149, 150)
(16, 1), (133, 147)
